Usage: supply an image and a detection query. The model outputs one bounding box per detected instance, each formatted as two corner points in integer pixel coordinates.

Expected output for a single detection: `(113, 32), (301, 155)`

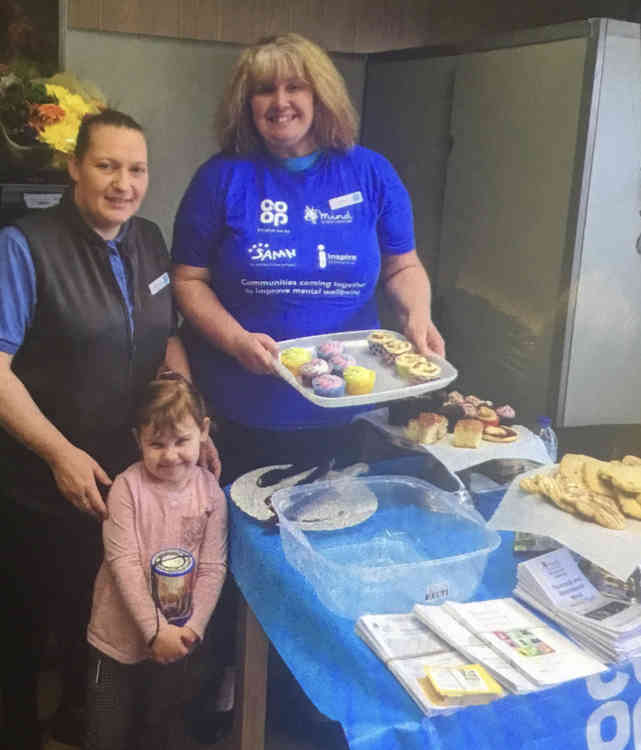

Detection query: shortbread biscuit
(582, 457), (616, 497)
(599, 463), (641, 494)
(520, 470), (625, 529)
(519, 476), (541, 494)
(559, 454), (590, 487)
(615, 489), (641, 520)
(622, 455), (641, 466)
(584, 492), (626, 530)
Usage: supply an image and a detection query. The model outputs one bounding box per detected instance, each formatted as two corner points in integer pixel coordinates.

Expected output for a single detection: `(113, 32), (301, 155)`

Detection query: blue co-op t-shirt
(172, 145), (415, 429)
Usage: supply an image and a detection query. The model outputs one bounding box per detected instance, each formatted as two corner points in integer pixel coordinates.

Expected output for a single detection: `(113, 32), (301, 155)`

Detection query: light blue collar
(280, 150), (322, 172)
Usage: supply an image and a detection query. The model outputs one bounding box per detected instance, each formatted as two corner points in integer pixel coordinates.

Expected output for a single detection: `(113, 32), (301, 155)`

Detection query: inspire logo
(315, 244), (357, 269)
(260, 199), (288, 227)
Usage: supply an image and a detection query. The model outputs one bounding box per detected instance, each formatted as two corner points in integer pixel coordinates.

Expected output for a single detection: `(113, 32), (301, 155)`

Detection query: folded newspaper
(514, 547), (641, 663)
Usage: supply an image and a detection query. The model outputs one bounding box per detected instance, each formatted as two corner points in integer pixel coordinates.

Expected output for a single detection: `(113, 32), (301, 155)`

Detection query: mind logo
(304, 206), (319, 224)
(304, 204), (352, 225)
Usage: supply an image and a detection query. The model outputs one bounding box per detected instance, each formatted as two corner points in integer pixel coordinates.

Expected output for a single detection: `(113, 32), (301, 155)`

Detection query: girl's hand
(180, 626), (200, 653)
(150, 624), (189, 664)
(230, 331), (279, 375)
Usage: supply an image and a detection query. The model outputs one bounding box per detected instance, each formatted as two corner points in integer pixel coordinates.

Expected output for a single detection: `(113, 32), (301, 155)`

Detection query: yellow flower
(36, 83), (101, 154)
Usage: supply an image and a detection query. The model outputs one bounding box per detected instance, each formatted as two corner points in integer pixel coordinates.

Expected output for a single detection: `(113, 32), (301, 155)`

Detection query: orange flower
(28, 102), (65, 132)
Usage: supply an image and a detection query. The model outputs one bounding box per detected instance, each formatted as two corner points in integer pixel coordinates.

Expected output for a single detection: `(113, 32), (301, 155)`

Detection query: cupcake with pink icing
(316, 340), (344, 360)
(328, 352), (357, 375)
(299, 358), (330, 386)
(496, 404), (516, 426)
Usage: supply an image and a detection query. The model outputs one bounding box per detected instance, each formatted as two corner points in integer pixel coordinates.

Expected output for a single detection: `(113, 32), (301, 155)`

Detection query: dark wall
(1, 0), (59, 69)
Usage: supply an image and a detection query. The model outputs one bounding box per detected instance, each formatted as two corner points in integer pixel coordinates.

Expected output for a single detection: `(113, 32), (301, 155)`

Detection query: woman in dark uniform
(0, 109), (218, 749)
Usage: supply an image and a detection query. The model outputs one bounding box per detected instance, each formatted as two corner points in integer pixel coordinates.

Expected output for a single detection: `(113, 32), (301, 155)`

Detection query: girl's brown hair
(217, 33), (359, 155)
(134, 373), (207, 436)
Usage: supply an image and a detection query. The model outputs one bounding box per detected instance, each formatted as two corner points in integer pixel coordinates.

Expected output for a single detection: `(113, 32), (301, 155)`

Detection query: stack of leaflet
(356, 597), (608, 715)
(414, 598), (606, 688)
(354, 612), (473, 715)
(413, 603), (538, 694)
(514, 547), (641, 663)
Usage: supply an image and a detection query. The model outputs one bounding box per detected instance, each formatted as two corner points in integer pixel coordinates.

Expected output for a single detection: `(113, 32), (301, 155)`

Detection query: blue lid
(537, 416), (552, 427)
(150, 548), (195, 577)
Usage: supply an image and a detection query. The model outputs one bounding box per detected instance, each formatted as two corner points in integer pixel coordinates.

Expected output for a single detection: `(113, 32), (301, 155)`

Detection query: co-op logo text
(260, 199), (288, 226)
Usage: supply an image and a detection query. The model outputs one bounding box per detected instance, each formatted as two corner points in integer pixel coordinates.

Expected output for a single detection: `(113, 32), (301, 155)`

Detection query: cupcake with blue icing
(311, 373), (346, 397)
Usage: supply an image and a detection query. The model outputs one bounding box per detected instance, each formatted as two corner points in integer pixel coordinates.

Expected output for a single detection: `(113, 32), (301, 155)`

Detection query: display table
(228, 458), (641, 750)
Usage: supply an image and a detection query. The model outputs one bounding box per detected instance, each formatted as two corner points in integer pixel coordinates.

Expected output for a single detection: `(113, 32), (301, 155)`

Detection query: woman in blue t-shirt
(172, 32), (445, 484)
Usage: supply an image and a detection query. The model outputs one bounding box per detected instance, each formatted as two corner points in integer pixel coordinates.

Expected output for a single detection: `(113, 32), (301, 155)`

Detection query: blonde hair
(218, 33), (359, 155)
(135, 373), (208, 437)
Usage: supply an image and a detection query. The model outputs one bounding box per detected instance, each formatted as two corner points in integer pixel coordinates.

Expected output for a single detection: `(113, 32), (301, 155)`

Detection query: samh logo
(260, 198), (288, 227)
(248, 242), (296, 263)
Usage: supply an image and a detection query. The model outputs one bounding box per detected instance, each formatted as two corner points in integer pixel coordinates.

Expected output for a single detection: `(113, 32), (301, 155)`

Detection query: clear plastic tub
(271, 475), (501, 620)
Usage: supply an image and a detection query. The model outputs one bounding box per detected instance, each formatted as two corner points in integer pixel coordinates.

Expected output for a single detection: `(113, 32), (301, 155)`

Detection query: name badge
(149, 272), (170, 295)
(329, 191), (363, 211)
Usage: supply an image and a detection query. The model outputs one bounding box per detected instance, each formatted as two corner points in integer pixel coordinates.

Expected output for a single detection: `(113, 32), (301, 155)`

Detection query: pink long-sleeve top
(88, 461), (228, 664)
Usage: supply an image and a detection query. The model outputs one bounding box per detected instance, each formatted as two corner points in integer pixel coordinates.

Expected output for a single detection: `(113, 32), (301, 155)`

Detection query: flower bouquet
(0, 64), (106, 171)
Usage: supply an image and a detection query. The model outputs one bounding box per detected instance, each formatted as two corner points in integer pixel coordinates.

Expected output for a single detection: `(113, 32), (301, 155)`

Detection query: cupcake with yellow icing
(408, 359), (441, 383)
(382, 339), (412, 366)
(280, 347), (313, 376)
(343, 365), (376, 395)
(395, 352), (426, 379)
(367, 330), (395, 356)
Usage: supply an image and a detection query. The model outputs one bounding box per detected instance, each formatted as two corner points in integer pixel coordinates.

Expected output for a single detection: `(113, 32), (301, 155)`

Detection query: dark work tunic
(1, 195), (175, 514)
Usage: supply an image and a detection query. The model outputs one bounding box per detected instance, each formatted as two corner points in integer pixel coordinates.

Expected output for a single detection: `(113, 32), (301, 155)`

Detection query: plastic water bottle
(537, 416), (558, 463)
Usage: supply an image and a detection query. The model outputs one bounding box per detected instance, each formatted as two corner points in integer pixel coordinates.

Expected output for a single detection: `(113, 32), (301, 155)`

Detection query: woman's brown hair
(74, 108), (144, 161)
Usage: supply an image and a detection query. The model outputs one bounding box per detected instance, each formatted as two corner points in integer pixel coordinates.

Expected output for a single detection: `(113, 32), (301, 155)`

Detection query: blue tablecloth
(228, 458), (641, 750)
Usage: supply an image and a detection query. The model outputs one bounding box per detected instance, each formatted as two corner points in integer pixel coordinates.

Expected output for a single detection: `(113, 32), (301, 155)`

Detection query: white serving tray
(274, 329), (458, 408)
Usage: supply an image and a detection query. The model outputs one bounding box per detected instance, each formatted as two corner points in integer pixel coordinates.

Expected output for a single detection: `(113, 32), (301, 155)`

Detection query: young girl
(85, 374), (228, 750)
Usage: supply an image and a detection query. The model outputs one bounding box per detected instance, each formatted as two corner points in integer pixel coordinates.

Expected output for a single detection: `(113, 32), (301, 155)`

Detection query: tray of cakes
(355, 390), (552, 474)
(274, 329), (457, 408)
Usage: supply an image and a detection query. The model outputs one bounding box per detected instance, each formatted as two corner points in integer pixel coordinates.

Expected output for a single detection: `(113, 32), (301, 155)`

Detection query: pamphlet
(413, 603), (538, 694)
(355, 612), (449, 663)
(355, 612), (482, 715)
(443, 598), (607, 687)
(422, 663), (503, 706)
(514, 547), (641, 663)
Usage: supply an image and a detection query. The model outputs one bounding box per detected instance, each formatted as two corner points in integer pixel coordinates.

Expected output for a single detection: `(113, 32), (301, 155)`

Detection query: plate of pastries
(275, 329), (458, 408)
(518, 453), (641, 530)
(388, 389), (519, 448)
